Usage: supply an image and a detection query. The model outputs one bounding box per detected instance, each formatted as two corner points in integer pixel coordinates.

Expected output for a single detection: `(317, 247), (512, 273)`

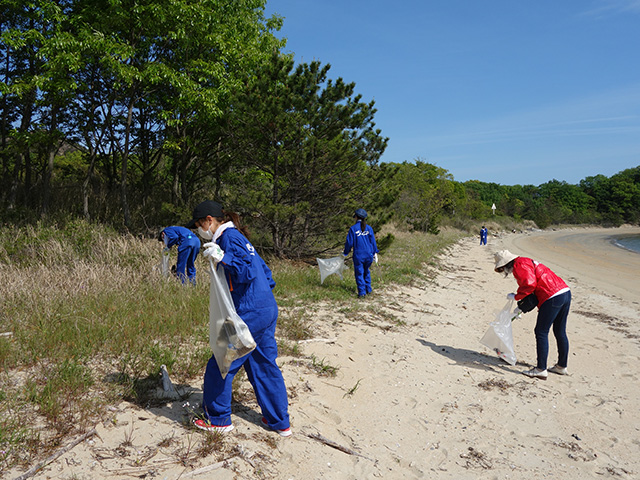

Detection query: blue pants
(534, 291), (571, 370)
(201, 314), (290, 430)
(353, 258), (372, 296)
(480, 236), (487, 245)
(176, 241), (199, 284)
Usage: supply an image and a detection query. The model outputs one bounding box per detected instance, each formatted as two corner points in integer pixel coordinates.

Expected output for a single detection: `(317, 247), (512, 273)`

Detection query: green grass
(0, 220), (464, 473)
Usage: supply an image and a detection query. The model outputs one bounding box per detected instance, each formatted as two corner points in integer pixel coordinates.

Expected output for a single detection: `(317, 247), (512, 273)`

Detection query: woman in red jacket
(494, 250), (571, 380)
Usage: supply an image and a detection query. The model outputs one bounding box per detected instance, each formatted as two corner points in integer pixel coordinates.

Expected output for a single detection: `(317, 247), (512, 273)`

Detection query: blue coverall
(480, 227), (488, 245)
(162, 226), (201, 284)
(343, 222), (379, 297)
(201, 226), (290, 431)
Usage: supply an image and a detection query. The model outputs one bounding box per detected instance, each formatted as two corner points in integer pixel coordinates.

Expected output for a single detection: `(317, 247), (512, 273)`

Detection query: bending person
(494, 250), (571, 380)
(159, 226), (201, 285)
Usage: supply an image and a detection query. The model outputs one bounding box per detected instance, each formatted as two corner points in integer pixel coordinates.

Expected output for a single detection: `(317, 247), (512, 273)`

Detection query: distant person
(494, 250), (571, 380)
(159, 226), (201, 285)
(480, 226), (488, 245)
(188, 200), (291, 436)
(343, 208), (379, 298)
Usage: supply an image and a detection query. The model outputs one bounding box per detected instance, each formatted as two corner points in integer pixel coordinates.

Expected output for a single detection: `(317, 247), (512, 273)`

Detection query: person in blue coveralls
(187, 200), (291, 437)
(480, 226), (488, 245)
(343, 208), (379, 298)
(159, 226), (201, 285)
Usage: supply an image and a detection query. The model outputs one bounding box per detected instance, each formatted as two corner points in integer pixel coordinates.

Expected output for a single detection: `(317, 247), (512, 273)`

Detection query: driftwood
(297, 338), (337, 344)
(13, 428), (97, 480)
(305, 432), (374, 462)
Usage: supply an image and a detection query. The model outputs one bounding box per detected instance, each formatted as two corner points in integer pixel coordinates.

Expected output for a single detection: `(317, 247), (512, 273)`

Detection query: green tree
(225, 54), (388, 257)
(390, 160), (455, 234)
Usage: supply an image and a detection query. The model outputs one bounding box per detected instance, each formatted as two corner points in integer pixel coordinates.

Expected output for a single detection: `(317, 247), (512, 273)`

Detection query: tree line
(2, 1), (638, 258)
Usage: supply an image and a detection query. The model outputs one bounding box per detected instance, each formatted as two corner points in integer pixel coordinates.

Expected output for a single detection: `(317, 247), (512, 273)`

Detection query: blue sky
(264, 0), (640, 186)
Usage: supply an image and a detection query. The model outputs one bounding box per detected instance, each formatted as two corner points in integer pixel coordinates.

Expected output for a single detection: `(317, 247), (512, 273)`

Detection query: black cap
(186, 200), (223, 228)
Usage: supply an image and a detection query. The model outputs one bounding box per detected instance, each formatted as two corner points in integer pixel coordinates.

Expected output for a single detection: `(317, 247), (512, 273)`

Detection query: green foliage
(388, 160), (456, 234)
(225, 54), (388, 257)
(458, 166), (640, 228)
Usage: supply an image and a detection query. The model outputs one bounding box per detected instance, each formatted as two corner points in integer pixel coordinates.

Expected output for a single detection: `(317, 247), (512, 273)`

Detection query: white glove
(373, 253), (378, 265)
(202, 242), (224, 264)
(513, 307), (522, 316)
(506, 293), (516, 300)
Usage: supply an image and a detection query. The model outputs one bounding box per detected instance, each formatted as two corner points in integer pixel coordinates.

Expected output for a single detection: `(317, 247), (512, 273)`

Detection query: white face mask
(197, 226), (213, 240)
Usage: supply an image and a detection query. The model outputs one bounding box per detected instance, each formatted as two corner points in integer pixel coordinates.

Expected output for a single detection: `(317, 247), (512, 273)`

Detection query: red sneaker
(261, 417), (292, 437)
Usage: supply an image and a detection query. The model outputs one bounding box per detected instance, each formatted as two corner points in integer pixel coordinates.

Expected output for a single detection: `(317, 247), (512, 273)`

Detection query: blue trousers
(353, 258), (372, 296)
(534, 291), (571, 370)
(176, 242), (199, 284)
(201, 314), (290, 430)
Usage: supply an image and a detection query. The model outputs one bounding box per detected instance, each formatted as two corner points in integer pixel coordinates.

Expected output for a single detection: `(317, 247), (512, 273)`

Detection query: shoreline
(498, 226), (640, 304)
(611, 233), (640, 255)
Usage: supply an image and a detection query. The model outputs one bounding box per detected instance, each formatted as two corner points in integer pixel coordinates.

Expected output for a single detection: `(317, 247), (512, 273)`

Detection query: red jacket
(512, 257), (569, 308)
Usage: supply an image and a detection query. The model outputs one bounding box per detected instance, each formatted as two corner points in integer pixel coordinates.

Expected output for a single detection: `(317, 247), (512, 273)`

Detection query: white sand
(11, 227), (640, 479)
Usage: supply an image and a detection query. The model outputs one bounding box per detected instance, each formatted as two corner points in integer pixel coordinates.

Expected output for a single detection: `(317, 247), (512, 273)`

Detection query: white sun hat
(494, 250), (519, 270)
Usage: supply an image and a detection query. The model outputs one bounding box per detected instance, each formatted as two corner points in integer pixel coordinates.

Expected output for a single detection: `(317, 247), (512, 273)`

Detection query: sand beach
(11, 226), (640, 480)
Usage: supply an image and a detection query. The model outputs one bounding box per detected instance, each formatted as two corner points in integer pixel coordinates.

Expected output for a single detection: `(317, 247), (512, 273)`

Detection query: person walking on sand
(187, 200), (291, 436)
(494, 250), (571, 380)
(159, 226), (201, 285)
(480, 226), (488, 245)
(343, 208), (379, 298)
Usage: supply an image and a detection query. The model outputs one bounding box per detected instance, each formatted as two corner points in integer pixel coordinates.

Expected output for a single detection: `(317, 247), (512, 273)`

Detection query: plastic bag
(208, 261), (256, 378)
(480, 299), (518, 366)
(317, 256), (348, 284)
(160, 249), (170, 277)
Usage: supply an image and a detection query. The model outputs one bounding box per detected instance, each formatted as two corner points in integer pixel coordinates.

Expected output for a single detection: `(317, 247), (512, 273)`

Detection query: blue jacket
(163, 226), (200, 250)
(216, 227), (277, 332)
(343, 222), (379, 263)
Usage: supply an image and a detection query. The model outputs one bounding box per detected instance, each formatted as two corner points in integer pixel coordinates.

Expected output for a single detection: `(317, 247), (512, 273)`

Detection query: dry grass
(0, 220), (464, 474)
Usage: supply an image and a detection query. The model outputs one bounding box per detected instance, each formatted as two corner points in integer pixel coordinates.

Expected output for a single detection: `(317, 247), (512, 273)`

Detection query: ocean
(612, 234), (640, 254)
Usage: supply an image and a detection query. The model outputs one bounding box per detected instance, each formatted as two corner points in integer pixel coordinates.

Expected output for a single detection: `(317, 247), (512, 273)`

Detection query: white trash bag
(317, 256), (348, 284)
(208, 260), (256, 378)
(480, 299), (518, 366)
(160, 248), (171, 277)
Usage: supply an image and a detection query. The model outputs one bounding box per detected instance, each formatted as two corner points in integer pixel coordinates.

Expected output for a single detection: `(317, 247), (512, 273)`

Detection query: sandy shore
(11, 227), (640, 479)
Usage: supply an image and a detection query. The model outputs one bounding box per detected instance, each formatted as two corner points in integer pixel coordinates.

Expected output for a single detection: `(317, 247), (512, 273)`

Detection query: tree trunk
(121, 97), (135, 229)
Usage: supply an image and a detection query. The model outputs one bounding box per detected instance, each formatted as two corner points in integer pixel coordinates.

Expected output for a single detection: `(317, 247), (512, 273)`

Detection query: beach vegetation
(0, 220), (460, 473)
(309, 356), (339, 377)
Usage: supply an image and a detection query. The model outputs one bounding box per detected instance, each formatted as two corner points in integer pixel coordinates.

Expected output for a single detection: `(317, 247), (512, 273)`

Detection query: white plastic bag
(160, 249), (170, 277)
(208, 261), (256, 378)
(480, 299), (518, 366)
(317, 256), (348, 284)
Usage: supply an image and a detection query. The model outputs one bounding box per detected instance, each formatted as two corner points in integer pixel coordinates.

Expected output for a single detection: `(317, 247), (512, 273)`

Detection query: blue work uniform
(480, 227), (488, 245)
(162, 226), (201, 284)
(201, 225), (290, 431)
(343, 222), (379, 297)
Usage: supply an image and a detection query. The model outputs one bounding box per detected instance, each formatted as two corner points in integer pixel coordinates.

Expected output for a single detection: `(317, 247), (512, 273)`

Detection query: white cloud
(423, 84), (640, 148)
(581, 0), (640, 18)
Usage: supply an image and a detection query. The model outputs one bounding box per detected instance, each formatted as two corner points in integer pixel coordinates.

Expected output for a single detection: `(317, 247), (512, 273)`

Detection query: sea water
(612, 234), (640, 254)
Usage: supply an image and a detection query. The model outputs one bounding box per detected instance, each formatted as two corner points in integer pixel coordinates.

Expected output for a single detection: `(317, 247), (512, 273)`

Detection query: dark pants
(534, 290), (571, 370)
